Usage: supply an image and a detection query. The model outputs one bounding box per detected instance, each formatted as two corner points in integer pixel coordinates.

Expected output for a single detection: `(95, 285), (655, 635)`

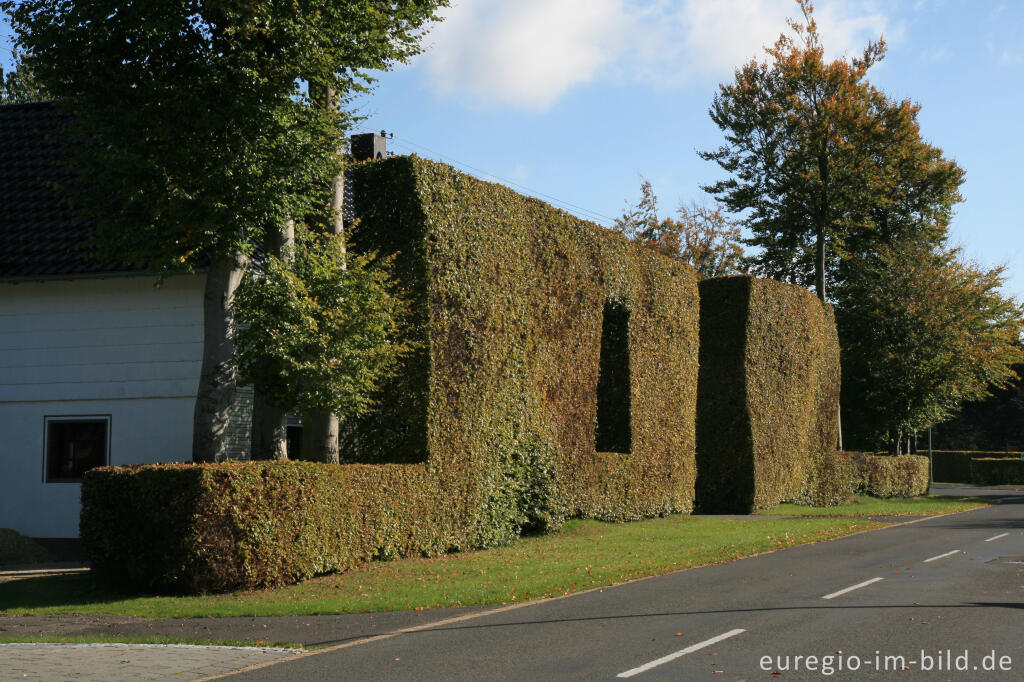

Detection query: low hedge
(931, 450), (1020, 483)
(81, 461), (454, 593)
(969, 458), (1024, 485)
(849, 453), (929, 498)
(798, 448), (859, 506)
(695, 276), (841, 512)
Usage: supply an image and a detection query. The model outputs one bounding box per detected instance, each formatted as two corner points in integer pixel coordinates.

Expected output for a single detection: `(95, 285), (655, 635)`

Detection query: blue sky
(4, 1), (1023, 298)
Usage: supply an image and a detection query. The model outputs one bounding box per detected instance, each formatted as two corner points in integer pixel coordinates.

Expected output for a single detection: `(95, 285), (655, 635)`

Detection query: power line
(390, 135), (618, 225)
(358, 131), (618, 226)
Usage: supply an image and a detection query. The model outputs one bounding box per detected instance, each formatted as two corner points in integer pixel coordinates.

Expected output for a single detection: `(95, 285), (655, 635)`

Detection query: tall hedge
(83, 156), (701, 592)
(349, 156), (700, 543)
(695, 276), (841, 513)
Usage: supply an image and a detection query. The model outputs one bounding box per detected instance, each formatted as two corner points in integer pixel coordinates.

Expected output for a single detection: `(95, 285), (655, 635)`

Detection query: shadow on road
(402, 602), (1024, 644)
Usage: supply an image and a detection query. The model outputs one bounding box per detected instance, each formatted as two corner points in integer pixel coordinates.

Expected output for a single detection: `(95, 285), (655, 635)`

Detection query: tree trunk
(249, 219), (294, 460)
(837, 407), (843, 451)
(888, 429), (902, 456)
(192, 253), (247, 462)
(815, 225), (826, 301)
(301, 412), (340, 463)
(250, 392), (289, 460)
(814, 219), (838, 449)
(302, 84), (345, 463)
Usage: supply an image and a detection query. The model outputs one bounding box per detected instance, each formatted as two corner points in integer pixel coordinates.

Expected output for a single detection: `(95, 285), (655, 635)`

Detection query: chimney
(350, 133), (387, 161)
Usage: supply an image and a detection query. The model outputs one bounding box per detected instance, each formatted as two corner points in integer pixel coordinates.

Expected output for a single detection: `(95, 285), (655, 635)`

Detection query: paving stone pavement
(0, 643), (303, 681)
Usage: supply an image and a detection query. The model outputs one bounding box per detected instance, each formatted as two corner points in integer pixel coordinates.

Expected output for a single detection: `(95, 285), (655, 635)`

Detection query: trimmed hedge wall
(350, 156), (700, 538)
(695, 276), (841, 512)
(83, 156), (700, 591)
(849, 453), (930, 498)
(969, 458), (1024, 485)
(81, 461), (452, 592)
(931, 450), (1020, 483)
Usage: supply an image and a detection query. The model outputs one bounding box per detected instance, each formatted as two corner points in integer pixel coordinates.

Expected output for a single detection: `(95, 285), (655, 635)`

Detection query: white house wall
(0, 275), (205, 538)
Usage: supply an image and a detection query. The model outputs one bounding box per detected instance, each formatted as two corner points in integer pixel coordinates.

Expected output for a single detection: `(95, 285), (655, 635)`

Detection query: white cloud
(919, 47), (949, 64)
(419, 0), (897, 111)
(1000, 49), (1024, 66)
(422, 0), (627, 111)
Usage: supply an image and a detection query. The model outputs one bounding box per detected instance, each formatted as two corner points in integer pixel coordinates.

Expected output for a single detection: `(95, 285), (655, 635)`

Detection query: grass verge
(761, 495), (990, 517)
(0, 634), (301, 648)
(0, 515), (881, 619)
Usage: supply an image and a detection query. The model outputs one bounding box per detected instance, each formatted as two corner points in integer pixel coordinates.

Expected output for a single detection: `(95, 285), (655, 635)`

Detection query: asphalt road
(222, 487), (1024, 681)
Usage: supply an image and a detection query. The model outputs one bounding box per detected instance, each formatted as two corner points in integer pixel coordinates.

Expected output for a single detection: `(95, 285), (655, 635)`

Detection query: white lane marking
(821, 577), (884, 600)
(923, 549), (960, 563)
(985, 533), (1009, 542)
(617, 628), (746, 678)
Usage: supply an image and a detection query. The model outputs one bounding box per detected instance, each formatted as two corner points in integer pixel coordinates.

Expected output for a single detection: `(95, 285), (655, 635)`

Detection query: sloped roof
(0, 101), (364, 280)
(0, 101), (133, 279)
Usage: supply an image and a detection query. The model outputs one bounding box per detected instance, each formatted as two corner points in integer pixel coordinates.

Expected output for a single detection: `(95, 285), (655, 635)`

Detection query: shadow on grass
(0, 573), (142, 612)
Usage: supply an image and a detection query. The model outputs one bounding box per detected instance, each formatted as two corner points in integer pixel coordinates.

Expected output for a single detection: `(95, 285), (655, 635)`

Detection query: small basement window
(44, 416), (110, 482)
(595, 299), (632, 453)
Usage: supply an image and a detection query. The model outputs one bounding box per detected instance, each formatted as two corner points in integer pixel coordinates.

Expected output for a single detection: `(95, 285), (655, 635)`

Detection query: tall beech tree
(699, 0), (984, 452)
(4, 0), (448, 461)
(700, 0), (963, 301)
(837, 244), (1024, 454)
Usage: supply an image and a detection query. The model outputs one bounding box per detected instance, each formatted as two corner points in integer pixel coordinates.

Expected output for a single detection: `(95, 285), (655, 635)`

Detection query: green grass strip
(761, 495), (989, 517)
(0, 634), (301, 648)
(1, 515), (882, 619)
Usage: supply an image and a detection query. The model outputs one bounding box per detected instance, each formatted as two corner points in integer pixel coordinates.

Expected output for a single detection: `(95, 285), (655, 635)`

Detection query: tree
(931, 362), (1024, 451)
(233, 228), (413, 445)
(0, 49), (49, 103)
(699, 0), (963, 301)
(837, 243), (1024, 454)
(675, 201), (747, 279)
(4, 0), (448, 461)
(615, 179), (745, 278)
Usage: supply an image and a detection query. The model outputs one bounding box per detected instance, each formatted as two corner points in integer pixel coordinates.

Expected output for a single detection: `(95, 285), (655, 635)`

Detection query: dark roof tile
(0, 101), (132, 279)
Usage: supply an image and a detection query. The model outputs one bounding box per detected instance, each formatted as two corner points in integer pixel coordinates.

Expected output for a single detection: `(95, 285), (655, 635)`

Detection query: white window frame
(42, 414), (112, 483)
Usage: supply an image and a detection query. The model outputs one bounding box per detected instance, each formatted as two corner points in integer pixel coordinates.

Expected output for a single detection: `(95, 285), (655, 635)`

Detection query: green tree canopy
(3, 0), (448, 272)
(4, 0), (448, 462)
(0, 49), (49, 103)
(931, 362), (1024, 451)
(233, 228), (413, 421)
(699, 0), (963, 300)
(837, 243), (1024, 452)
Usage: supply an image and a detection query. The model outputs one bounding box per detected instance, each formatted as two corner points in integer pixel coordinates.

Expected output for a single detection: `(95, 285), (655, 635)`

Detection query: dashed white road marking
(923, 549), (960, 563)
(617, 628), (746, 678)
(821, 577), (884, 600)
(985, 533), (1009, 542)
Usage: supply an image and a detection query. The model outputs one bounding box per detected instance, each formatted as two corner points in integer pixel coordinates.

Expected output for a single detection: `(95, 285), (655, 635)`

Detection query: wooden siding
(0, 277), (204, 402)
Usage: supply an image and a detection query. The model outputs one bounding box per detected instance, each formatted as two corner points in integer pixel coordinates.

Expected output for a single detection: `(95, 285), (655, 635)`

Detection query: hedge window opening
(595, 299), (632, 453)
(44, 416), (110, 482)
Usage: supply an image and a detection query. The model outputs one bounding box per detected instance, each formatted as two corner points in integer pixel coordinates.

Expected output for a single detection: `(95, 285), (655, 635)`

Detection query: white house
(0, 102), (250, 539)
